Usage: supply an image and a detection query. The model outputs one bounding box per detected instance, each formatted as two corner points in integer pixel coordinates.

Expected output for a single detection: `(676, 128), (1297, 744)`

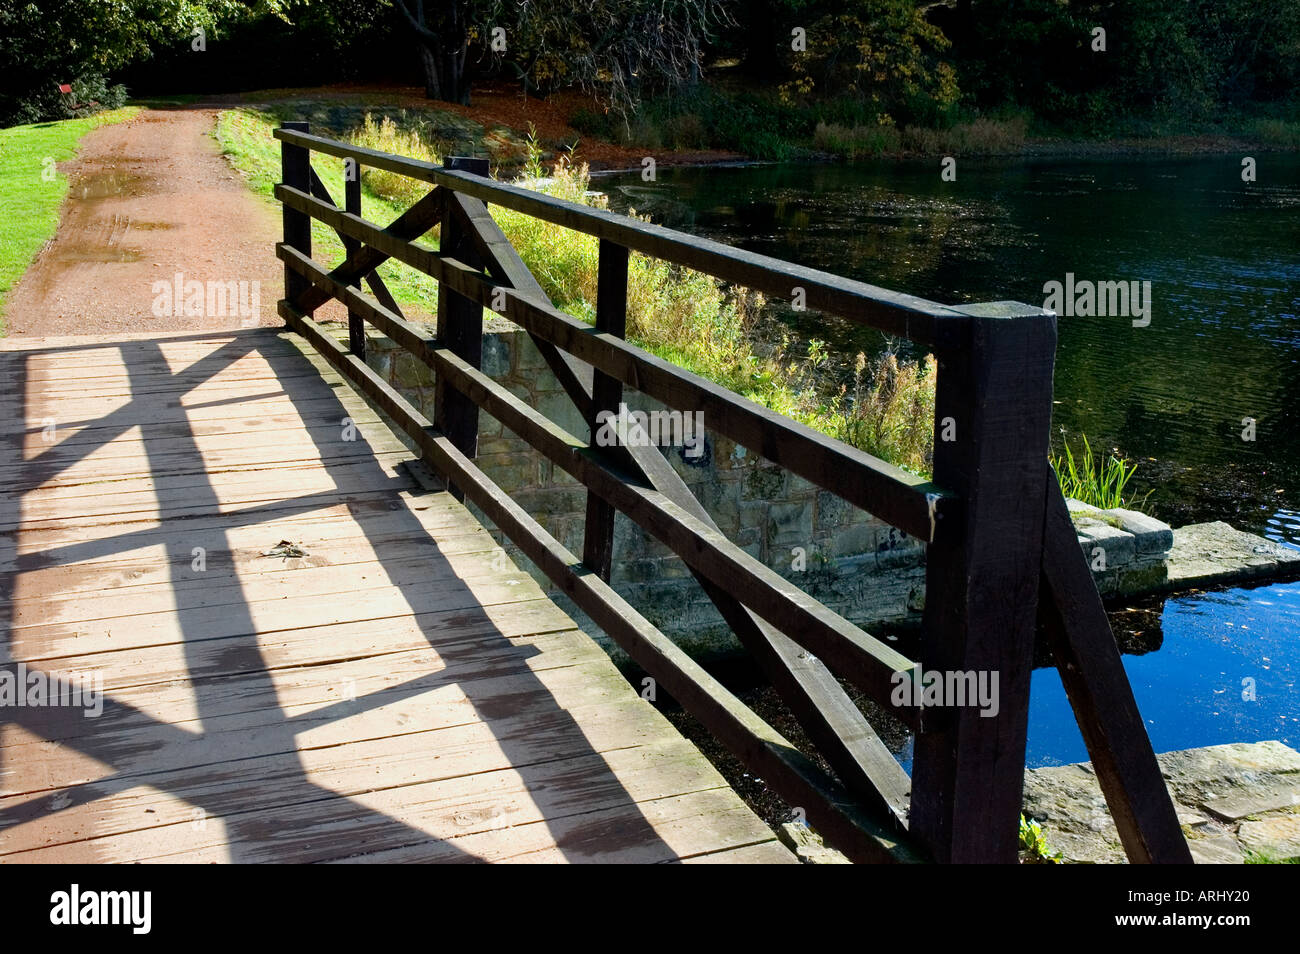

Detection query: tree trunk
(417, 43), (442, 100)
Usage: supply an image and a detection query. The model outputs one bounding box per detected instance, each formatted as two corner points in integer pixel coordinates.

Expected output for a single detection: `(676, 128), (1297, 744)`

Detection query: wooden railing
(272, 122), (1192, 864)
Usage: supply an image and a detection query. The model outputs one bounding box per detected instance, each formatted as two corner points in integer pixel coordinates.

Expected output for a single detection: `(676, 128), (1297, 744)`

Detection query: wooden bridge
(0, 123), (1196, 863)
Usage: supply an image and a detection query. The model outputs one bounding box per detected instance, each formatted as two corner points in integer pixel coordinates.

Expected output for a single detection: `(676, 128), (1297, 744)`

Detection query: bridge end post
(908, 300), (1058, 863)
(279, 121), (312, 324)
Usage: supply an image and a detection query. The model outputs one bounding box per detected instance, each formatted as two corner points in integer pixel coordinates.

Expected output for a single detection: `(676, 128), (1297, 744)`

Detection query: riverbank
(165, 83), (1300, 173)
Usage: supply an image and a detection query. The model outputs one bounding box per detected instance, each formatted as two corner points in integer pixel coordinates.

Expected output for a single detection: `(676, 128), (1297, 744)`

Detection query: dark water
(598, 156), (1300, 765)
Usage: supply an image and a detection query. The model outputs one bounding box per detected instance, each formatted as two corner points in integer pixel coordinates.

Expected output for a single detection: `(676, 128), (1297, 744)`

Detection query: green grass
(0, 106), (140, 331)
(1244, 848), (1300, 864)
(1051, 431), (1151, 511)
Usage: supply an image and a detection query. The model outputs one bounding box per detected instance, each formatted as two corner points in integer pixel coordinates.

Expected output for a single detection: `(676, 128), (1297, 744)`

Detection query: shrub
(814, 120), (901, 158)
(348, 113), (442, 205)
(2, 73), (127, 126)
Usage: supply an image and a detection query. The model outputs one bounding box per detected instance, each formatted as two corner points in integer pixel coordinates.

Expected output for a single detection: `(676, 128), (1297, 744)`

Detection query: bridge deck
(0, 328), (791, 863)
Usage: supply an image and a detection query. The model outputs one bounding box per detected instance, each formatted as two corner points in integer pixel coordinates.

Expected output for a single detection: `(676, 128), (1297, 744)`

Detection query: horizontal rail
(275, 183), (958, 543)
(274, 127), (971, 351)
(279, 242), (921, 721)
(279, 297), (921, 863)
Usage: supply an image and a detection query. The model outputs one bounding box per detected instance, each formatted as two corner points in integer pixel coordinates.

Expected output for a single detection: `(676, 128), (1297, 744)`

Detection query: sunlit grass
(1052, 431), (1150, 511)
(0, 106), (140, 329)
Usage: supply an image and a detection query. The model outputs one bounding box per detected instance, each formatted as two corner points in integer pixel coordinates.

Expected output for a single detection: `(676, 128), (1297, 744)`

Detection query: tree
(391, 0), (729, 111)
(780, 0), (959, 125)
(0, 0), (279, 124)
(391, 0), (487, 104)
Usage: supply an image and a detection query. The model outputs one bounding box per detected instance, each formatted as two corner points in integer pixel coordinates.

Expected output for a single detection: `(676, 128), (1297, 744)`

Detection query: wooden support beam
(278, 121), (312, 318)
(909, 301), (1057, 864)
(435, 158), (490, 498)
(344, 166), (366, 359)
(582, 240), (628, 581)
(1039, 473), (1193, 863)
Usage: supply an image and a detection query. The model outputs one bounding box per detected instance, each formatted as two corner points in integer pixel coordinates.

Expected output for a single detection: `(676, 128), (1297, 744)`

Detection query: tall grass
(1052, 431), (1150, 511)
(349, 113), (442, 205)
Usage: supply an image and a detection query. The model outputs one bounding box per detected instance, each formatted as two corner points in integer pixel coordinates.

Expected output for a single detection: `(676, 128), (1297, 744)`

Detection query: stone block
(1076, 518), (1135, 568)
(768, 500), (814, 548)
(394, 351), (435, 388)
(828, 523), (876, 558)
(481, 332), (512, 377)
(1238, 812), (1300, 862)
(1104, 507), (1174, 555)
(743, 465), (786, 501)
(815, 491), (851, 532)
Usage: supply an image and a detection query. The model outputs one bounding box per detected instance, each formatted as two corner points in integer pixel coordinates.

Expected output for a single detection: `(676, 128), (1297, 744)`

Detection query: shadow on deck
(0, 328), (789, 864)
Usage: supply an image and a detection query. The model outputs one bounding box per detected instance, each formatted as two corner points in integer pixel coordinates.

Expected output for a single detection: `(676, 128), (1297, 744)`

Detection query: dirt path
(6, 108), (286, 337)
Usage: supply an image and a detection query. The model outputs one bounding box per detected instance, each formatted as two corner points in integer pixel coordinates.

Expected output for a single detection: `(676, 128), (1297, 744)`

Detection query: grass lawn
(0, 107), (141, 332)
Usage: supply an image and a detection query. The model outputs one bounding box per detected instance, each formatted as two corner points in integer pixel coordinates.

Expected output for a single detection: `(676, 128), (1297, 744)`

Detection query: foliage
(940, 0), (1300, 131)
(1019, 815), (1063, 864)
(0, 107), (140, 328)
(0, 1), (277, 125)
(780, 0), (960, 127)
(1052, 431), (1150, 512)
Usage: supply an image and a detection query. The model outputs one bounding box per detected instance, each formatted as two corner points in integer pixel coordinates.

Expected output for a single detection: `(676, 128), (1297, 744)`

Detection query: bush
(347, 113), (443, 205)
(813, 120), (901, 158)
(2, 73), (127, 126)
(899, 115), (1028, 155)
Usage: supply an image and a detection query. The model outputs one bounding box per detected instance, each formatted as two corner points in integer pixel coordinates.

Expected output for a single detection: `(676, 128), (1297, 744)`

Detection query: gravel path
(7, 108), (286, 336)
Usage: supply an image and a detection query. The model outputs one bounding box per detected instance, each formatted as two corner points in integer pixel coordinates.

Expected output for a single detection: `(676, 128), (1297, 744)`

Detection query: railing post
(279, 121), (311, 319)
(436, 157), (491, 500)
(344, 162), (365, 359)
(582, 240), (629, 579)
(909, 301), (1057, 863)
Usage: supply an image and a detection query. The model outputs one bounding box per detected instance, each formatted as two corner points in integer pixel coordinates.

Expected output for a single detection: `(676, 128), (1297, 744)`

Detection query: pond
(597, 155), (1300, 766)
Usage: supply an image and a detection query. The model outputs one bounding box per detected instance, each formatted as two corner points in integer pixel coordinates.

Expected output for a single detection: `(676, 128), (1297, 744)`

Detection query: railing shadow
(0, 329), (673, 863)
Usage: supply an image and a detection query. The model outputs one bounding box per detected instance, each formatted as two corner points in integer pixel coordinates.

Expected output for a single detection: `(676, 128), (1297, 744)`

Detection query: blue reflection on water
(1026, 576), (1300, 768)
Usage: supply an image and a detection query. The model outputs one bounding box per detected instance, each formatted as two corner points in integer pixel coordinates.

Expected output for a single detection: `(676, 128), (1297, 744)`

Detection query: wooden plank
(909, 302), (1057, 864)
(2, 757), (770, 864)
(1039, 474), (1193, 863)
(434, 161), (490, 496)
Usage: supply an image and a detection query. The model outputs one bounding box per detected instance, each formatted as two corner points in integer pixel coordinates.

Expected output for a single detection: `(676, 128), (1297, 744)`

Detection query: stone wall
(362, 325), (927, 662)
